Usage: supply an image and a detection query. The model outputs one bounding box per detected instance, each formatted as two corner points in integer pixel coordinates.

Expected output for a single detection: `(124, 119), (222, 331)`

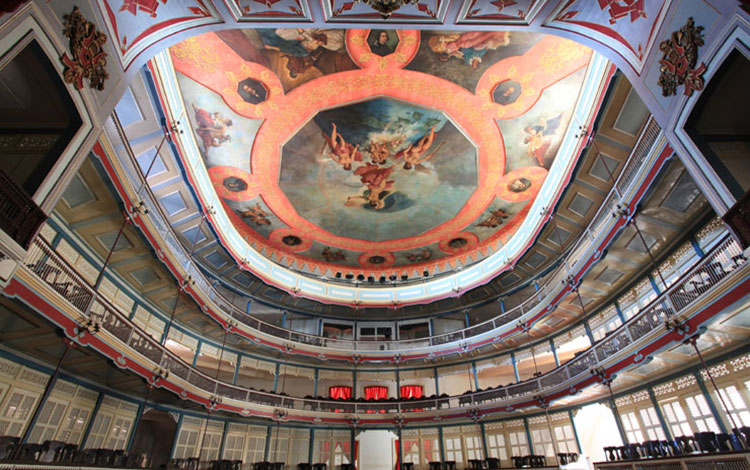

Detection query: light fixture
(355, 0), (419, 19)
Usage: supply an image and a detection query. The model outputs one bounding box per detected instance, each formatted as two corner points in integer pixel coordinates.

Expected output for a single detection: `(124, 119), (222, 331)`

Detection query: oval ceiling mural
(170, 28), (593, 277)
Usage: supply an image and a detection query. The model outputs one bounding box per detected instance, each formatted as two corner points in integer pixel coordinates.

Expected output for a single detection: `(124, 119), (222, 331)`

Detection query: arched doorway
(130, 409), (179, 469)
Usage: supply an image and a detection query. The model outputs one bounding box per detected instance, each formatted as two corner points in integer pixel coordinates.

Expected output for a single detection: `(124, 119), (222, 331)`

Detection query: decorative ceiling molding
(543, 0), (672, 74)
(222, 0), (313, 22)
(456, 0), (545, 26)
(322, 0), (449, 23)
(96, 0), (224, 70)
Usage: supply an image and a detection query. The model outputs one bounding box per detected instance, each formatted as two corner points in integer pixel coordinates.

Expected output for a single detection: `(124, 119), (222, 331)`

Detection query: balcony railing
(0, 169), (46, 250)
(21, 225), (746, 420)
(107, 116), (665, 355)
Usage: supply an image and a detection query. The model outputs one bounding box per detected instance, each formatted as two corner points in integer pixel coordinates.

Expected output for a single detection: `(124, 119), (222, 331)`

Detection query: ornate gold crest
(657, 17), (706, 97)
(60, 6), (109, 91)
(355, 0), (419, 19)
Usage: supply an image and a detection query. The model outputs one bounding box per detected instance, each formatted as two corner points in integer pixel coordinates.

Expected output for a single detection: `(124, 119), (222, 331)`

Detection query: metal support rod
(690, 338), (747, 449)
(606, 381), (628, 445)
(631, 218), (668, 288)
(525, 329), (559, 467)
(19, 339), (74, 446)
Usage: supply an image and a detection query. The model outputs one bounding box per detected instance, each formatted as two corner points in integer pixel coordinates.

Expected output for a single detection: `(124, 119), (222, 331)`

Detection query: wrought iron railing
(109, 115), (665, 353)
(22, 227), (745, 417)
(0, 169), (46, 250)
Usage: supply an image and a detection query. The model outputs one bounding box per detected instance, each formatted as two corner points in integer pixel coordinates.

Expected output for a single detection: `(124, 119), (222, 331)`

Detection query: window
(422, 438), (439, 465)
(639, 407), (666, 440)
(508, 431), (528, 458)
(684, 394), (720, 432)
(0, 389), (38, 437)
(404, 440), (420, 464)
(200, 430), (222, 461)
(57, 405), (91, 444)
(85, 412), (113, 449)
(223, 433), (246, 460)
(245, 434), (266, 463)
(621, 411), (644, 443)
(487, 433), (507, 461)
(660, 400), (693, 437)
(464, 434), (482, 460)
(443, 436), (463, 463)
(268, 428), (289, 463)
(105, 416), (133, 450)
(173, 428), (200, 459)
(530, 428), (554, 458)
(27, 397), (68, 444)
(720, 385), (750, 427)
(553, 425), (578, 454)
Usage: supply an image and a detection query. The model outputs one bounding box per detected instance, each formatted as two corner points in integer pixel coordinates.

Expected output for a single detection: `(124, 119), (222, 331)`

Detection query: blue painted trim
(434, 367), (439, 396)
(511, 353), (519, 382)
(170, 413), (184, 459)
(479, 422), (488, 459)
(281, 312), (287, 328)
(568, 409), (582, 454)
(690, 237), (706, 257)
(352, 371), (357, 399)
(583, 321), (595, 345)
(308, 428), (315, 464)
(218, 421), (228, 459)
(126, 401), (145, 452)
(313, 369), (319, 397)
(523, 418), (533, 454)
(614, 301), (626, 324)
(499, 299), (505, 314)
(273, 364), (280, 392)
(695, 372), (729, 434)
(80, 392), (104, 449)
(550, 339), (560, 367)
(464, 312), (470, 328)
(264, 425), (272, 461)
(22, 375), (58, 444)
(438, 427), (445, 462)
(232, 360), (240, 385)
(647, 387), (672, 440)
(472, 361), (479, 390)
(609, 397), (628, 445)
(192, 341), (201, 368)
(648, 273), (661, 295)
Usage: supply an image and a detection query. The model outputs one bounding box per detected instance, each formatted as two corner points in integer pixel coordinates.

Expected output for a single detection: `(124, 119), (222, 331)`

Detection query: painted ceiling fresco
(170, 29), (592, 276)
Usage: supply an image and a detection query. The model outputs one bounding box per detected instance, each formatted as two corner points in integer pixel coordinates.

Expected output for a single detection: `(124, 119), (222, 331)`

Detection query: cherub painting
(427, 31), (510, 68)
(321, 123), (363, 170)
(477, 209), (509, 228)
(346, 164), (395, 209)
(192, 104), (233, 151)
(239, 204), (271, 226)
(523, 114), (563, 167)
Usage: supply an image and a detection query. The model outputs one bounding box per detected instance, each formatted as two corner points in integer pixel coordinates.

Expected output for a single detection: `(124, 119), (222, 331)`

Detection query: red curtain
(400, 385), (423, 399)
(394, 439), (399, 470)
(365, 386), (388, 400)
(329, 386), (352, 399)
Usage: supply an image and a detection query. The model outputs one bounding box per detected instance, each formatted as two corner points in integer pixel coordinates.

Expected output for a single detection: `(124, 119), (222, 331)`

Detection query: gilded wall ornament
(60, 6), (109, 90)
(355, 0), (419, 18)
(657, 17), (706, 97)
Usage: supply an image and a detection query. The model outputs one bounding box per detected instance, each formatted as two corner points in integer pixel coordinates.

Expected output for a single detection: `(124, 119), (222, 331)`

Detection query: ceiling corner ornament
(657, 17), (706, 97)
(355, 0), (419, 18)
(60, 6), (109, 91)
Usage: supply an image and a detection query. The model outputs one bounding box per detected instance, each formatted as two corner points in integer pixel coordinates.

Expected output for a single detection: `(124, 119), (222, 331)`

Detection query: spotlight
(368, 276), (375, 283)
(379, 276), (386, 283)
(357, 274), (365, 281)
(389, 275), (397, 281)
(423, 270), (429, 277)
(401, 274), (408, 281)
(345, 273), (354, 280)
(335, 272), (342, 279)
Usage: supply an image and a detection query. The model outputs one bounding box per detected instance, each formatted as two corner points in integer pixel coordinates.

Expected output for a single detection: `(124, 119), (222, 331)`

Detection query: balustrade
(19, 206), (747, 419)
(105, 115), (663, 354)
